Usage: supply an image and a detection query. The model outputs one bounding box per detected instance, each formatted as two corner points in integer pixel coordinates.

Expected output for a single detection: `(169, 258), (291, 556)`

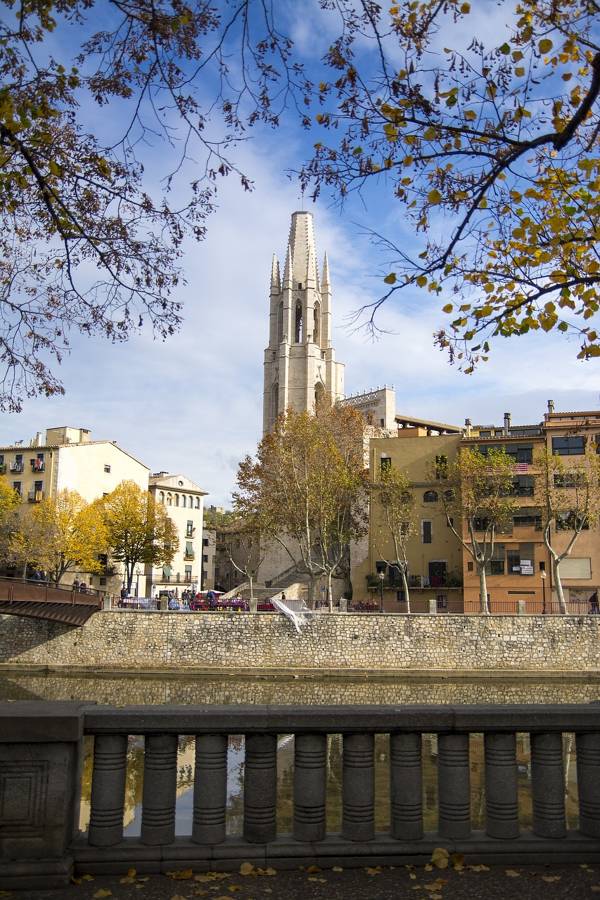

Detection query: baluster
(88, 734), (128, 847)
(244, 733), (277, 843)
(577, 733), (600, 837)
(531, 733), (566, 838)
(193, 734), (227, 845)
(294, 734), (326, 842)
(438, 734), (470, 839)
(141, 733), (178, 845)
(342, 733), (374, 842)
(390, 733), (423, 840)
(485, 733), (519, 839)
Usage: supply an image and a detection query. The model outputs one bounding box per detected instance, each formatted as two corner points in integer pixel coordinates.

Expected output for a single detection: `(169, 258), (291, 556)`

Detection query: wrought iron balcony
(9, 462), (23, 473)
(27, 490), (44, 503)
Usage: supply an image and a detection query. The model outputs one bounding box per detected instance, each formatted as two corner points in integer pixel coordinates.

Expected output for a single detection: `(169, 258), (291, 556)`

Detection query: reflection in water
(2, 673), (589, 838)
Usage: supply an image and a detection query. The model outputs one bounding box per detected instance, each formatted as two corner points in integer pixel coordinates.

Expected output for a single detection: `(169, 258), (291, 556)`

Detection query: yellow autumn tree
(302, 0), (600, 368)
(26, 489), (107, 585)
(102, 481), (178, 594)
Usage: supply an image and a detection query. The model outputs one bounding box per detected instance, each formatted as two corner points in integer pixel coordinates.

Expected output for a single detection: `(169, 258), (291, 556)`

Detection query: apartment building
(146, 473), (207, 598)
(0, 426), (149, 507)
(354, 424), (464, 612)
(357, 404), (600, 613)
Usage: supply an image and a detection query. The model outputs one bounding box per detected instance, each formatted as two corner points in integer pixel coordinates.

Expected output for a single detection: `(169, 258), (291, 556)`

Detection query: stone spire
(270, 254), (281, 294)
(287, 211), (318, 286)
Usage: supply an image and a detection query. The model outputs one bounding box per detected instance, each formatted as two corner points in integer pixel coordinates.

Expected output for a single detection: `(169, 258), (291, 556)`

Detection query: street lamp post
(378, 571), (385, 613)
(135, 567), (141, 598)
(541, 570), (547, 615)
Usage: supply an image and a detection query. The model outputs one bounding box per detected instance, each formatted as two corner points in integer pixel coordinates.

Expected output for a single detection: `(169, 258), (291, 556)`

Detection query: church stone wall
(1, 612), (600, 674)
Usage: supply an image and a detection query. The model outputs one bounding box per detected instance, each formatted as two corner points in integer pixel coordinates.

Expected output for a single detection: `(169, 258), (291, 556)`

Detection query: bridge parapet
(2, 702), (600, 888)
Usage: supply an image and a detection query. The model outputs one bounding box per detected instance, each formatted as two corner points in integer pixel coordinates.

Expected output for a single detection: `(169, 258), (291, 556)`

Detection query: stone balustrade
(2, 702), (600, 888)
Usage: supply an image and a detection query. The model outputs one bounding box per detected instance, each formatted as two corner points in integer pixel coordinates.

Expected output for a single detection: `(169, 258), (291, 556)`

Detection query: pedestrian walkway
(7, 861), (600, 900)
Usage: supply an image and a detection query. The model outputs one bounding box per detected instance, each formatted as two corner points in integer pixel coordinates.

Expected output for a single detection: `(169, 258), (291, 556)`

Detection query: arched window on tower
(277, 301), (284, 343)
(271, 382), (279, 423)
(313, 301), (320, 345)
(314, 381), (325, 410)
(295, 301), (303, 343)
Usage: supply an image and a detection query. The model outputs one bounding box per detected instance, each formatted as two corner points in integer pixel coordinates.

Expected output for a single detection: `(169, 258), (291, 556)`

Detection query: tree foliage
(0, 0), (309, 409)
(18, 488), (107, 584)
(371, 465), (415, 612)
(441, 447), (517, 613)
(535, 441), (600, 612)
(102, 480), (178, 592)
(301, 0), (600, 369)
(234, 401), (368, 609)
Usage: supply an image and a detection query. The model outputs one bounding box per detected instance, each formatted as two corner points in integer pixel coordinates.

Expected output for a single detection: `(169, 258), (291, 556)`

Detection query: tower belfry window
(295, 301), (303, 343)
(313, 301), (320, 344)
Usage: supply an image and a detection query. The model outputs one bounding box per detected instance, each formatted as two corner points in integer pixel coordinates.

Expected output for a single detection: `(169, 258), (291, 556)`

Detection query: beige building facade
(147, 473), (207, 598)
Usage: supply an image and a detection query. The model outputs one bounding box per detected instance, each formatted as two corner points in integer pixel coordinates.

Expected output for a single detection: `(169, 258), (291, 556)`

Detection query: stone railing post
(484, 733), (519, 839)
(390, 733), (423, 840)
(193, 734), (228, 845)
(428, 598), (437, 615)
(0, 701), (87, 889)
(244, 733), (277, 843)
(342, 733), (374, 841)
(88, 734), (128, 847)
(438, 733), (471, 839)
(294, 734), (327, 842)
(576, 732), (600, 838)
(141, 733), (178, 845)
(531, 733), (567, 838)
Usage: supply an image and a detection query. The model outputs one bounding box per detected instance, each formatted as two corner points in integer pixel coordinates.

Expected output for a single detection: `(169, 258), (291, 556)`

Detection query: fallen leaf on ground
(469, 864), (490, 872)
(431, 848), (449, 870)
(195, 873), (229, 883)
(409, 872), (417, 880)
(366, 866), (381, 875)
(120, 876), (136, 884)
(264, 868), (277, 876)
(170, 895), (188, 900)
(306, 865), (321, 873)
(240, 863), (254, 876)
(451, 853), (465, 871)
(506, 870), (520, 877)
(308, 877), (327, 883)
(228, 886), (242, 892)
(542, 875), (561, 883)
(332, 866), (343, 872)
(82, 875), (95, 882)
(167, 869), (194, 880)
(92, 892), (112, 899)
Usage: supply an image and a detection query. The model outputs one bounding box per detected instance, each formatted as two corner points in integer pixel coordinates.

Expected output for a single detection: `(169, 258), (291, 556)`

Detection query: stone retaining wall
(0, 611), (599, 672)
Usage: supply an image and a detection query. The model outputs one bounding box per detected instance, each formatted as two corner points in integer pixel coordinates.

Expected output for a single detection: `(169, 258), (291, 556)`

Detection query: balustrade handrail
(82, 702), (600, 735)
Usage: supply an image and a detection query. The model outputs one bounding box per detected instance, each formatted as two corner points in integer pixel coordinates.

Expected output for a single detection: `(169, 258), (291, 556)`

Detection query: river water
(2, 671), (596, 837)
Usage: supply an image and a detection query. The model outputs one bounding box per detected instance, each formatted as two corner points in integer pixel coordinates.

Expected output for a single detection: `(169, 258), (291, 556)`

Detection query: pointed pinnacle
(283, 243), (293, 288)
(270, 254), (281, 293)
(322, 252), (330, 289)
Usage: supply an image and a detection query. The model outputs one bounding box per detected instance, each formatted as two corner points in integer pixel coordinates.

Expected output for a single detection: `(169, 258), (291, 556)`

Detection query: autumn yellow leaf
(431, 847), (449, 869)
(92, 891), (112, 899)
(427, 189), (442, 205)
(539, 38), (553, 54)
(384, 272), (397, 284)
(239, 863), (254, 876)
(167, 869), (194, 880)
(505, 869), (520, 877)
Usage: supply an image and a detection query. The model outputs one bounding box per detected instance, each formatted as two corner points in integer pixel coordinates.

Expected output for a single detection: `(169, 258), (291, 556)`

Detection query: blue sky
(0, 1), (598, 505)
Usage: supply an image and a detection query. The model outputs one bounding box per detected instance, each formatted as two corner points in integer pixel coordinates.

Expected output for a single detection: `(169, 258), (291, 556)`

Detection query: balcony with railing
(9, 461), (23, 473)
(30, 458), (45, 472)
(27, 490), (44, 503)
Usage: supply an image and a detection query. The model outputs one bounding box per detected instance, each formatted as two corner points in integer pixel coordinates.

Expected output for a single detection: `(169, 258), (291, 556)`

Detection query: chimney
(464, 418), (472, 437)
(504, 412), (511, 436)
(548, 399), (555, 414)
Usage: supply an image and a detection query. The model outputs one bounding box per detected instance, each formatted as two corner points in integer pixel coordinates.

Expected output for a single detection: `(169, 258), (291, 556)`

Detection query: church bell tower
(262, 211), (345, 434)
